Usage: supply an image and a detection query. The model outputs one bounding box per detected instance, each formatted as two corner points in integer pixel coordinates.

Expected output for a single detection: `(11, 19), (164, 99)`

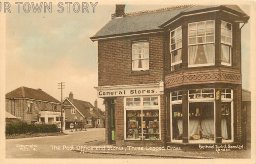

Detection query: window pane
(206, 35), (214, 42)
(189, 23), (196, 30)
(132, 42), (149, 71)
(189, 30), (197, 37)
(221, 44), (231, 64)
(126, 110), (141, 140)
(221, 102), (232, 140)
(189, 37), (196, 44)
(189, 44), (214, 65)
(189, 102), (214, 141)
(143, 110), (159, 140)
(172, 104), (183, 140)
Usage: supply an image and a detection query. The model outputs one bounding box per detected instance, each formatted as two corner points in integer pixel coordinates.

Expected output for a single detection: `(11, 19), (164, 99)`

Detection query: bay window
(125, 96), (160, 140)
(132, 41), (149, 71)
(170, 26), (182, 71)
(188, 20), (215, 67)
(221, 21), (232, 66)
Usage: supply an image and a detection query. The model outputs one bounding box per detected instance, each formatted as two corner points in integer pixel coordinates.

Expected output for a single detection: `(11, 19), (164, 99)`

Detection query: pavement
(5, 128), (251, 159)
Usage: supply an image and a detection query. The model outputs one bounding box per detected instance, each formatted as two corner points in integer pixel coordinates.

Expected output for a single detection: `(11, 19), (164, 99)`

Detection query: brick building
(5, 87), (61, 126)
(91, 5), (249, 147)
(63, 92), (104, 129)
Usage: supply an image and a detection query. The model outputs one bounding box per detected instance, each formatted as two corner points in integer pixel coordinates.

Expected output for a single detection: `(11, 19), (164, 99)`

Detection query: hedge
(6, 122), (59, 135)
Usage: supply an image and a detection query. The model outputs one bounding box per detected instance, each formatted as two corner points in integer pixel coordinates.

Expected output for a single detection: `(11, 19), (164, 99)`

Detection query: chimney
(69, 92), (73, 102)
(113, 4), (125, 18)
(94, 99), (98, 109)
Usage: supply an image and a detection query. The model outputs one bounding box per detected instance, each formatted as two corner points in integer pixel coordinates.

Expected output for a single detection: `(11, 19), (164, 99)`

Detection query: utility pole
(58, 82), (65, 133)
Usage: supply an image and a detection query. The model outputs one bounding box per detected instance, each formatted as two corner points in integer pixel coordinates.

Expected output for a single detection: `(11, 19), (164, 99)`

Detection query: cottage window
(188, 20), (215, 67)
(170, 26), (182, 71)
(125, 96), (160, 140)
(221, 21), (232, 66)
(27, 101), (33, 113)
(71, 108), (76, 114)
(132, 41), (149, 71)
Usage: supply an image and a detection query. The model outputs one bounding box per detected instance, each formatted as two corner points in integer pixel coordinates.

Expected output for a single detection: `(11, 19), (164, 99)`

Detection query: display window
(125, 96), (160, 140)
(170, 91), (183, 142)
(170, 88), (233, 143)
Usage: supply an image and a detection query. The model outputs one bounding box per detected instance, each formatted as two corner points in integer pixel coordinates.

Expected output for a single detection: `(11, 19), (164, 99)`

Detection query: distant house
(5, 87), (62, 126)
(63, 92), (105, 129)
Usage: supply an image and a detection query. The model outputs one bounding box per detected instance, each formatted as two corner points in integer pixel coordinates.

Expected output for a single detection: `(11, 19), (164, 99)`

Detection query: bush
(5, 122), (59, 135)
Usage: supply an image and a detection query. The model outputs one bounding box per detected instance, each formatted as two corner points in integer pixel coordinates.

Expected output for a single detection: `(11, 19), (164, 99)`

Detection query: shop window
(221, 102), (232, 140)
(170, 26), (182, 71)
(221, 21), (232, 66)
(171, 104), (183, 140)
(126, 97), (141, 106)
(143, 97), (158, 106)
(132, 41), (149, 71)
(221, 88), (233, 142)
(189, 102), (214, 142)
(171, 91), (183, 101)
(125, 96), (160, 140)
(188, 20), (215, 67)
(189, 88), (214, 99)
(221, 88), (232, 99)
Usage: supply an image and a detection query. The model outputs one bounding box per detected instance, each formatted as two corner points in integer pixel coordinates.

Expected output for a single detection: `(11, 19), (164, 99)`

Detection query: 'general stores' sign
(95, 82), (164, 98)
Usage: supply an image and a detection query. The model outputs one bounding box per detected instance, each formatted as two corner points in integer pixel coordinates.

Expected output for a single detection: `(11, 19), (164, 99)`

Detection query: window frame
(188, 20), (215, 67)
(170, 91), (183, 143)
(131, 41), (149, 71)
(124, 96), (161, 141)
(71, 108), (76, 114)
(170, 26), (182, 71)
(221, 20), (232, 66)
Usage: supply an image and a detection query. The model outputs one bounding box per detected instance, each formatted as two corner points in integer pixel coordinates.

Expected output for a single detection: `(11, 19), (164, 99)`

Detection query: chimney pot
(69, 92), (73, 102)
(114, 4), (125, 18)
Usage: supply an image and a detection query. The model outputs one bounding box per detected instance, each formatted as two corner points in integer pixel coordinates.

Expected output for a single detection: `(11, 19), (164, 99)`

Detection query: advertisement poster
(0, 0), (255, 163)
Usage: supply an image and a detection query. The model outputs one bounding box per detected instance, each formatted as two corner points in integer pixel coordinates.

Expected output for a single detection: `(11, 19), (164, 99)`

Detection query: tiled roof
(69, 98), (93, 117)
(6, 86), (60, 103)
(91, 5), (248, 40)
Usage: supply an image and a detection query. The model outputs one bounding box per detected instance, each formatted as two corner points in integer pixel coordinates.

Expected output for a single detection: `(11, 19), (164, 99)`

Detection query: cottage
(63, 92), (104, 129)
(5, 86), (62, 127)
(91, 5), (249, 147)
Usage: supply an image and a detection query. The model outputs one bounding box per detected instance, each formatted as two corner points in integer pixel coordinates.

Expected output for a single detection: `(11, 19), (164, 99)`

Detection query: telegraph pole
(58, 82), (65, 133)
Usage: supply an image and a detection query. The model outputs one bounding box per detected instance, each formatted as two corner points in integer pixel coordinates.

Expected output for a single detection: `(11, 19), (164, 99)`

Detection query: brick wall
(115, 97), (124, 146)
(6, 98), (61, 124)
(98, 33), (164, 86)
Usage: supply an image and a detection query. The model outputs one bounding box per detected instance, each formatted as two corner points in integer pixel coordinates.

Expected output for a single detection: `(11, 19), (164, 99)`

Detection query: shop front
(169, 88), (234, 144)
(96, 82), (164, 146)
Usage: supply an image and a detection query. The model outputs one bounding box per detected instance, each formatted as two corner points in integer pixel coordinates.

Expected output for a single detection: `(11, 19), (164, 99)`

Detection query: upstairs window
(132, 41), (149, 71)
(221, 21), (232, 66)
(170, 26), (182, 71)
(71, 108), (76, 114)
(188, 20), (215, 67)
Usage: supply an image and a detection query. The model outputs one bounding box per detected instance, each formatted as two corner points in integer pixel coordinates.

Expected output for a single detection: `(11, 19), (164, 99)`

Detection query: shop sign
(97, 88), (161, 97)
(96, 82), (164, 98)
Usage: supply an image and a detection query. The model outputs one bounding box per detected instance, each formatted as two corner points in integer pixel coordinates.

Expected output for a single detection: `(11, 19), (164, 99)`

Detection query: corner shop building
(91, 5), (249, 147)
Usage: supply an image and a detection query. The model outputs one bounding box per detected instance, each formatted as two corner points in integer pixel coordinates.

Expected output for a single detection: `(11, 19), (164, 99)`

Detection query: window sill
(130, 70), (150, 76)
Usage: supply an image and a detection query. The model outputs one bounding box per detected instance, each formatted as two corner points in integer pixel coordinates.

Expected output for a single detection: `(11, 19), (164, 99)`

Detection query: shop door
(110, 100), (115, 143)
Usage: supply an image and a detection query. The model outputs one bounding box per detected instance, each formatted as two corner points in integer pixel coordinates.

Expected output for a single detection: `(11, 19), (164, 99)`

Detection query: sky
(5, 2), (251, 110)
